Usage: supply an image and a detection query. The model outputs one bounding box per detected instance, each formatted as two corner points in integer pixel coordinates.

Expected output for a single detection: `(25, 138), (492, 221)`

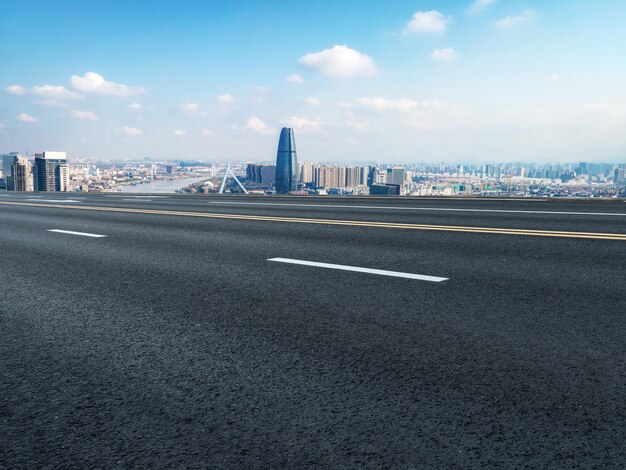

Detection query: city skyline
(2, 0), (626, 163)
(4, 148), (623, 197)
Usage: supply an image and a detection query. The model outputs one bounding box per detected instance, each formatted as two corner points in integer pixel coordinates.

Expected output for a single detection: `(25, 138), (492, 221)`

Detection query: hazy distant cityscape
(2, 148), (625, 198)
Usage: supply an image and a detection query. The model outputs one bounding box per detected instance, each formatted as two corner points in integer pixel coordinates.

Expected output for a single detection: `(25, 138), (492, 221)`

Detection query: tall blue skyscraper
(275, 127), (298, 194)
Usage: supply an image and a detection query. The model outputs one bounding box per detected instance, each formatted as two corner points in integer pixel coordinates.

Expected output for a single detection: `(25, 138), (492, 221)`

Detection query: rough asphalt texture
(1, 193), (625, 468)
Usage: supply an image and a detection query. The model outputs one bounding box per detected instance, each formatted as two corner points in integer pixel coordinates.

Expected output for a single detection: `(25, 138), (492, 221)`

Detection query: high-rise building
(34, 151), (68, 192)
(299, 162), (315, 184)
(367, 166), (378, 186)
(12, 156), (34, 191)
(246, 163), (260, 182)
(315, 165), (341, 188)
(359, 166), (369, 186)
(615, 168), (626, 185)
(345, 166), (360, 187)
(246, 163), (276, 187)
(275, 128), (298, 194)
(2, 152), (20, 190)
(386, 167), (406, 186)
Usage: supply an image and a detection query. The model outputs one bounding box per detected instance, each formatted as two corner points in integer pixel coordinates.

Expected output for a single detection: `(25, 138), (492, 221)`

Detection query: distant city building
(367, 166), (378, 186)
(386, 167), (406, 186)
(314, 165), (343, 188)
(275, 128), (298, 194)
(369, 184), (401, 195)
(296, 164), (369, 189)
(2, 152), (20, 190)
(34, 151), (68, 192)
(615, 168), (626, 185)
(299, 162), (315, 184)
(12, 156), (34, 191)
(246, 163), (276, 187)
(246, 164), (260, 183)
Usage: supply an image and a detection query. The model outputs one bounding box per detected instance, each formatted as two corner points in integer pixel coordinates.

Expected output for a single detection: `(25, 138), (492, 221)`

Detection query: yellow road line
(1, 200), (626, 241)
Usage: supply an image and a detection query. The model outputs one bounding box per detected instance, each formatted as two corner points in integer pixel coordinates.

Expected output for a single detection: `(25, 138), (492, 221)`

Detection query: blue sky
(1, 0), (626, 163)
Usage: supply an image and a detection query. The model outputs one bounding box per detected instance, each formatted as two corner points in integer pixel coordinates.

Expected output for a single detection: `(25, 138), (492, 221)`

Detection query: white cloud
(39, 99), (70, 108)
(305, 97), (321, 106)
(6, 85), (25, 95)
(299, 45), (376, 77)
(286, 116), (321, 129)
(71, 72), (145, 96)
(493, 10), (535, 29)
(123, 126), (143, 137)
(286, 73), (304, 83)
(354, 97), (420, 112)
(128, 102), (142, 111)
(202, 129), (212, 136)
(70, 110), (98, 121)
(174, 129), (187, 136)
(17, 113), (37, 122)
(467, 0), (496, 14)
(422, 100), (445, 109)
(32, 85), (80, 99)
(346, 121), (370, 131)
(181, 102), (207, 116)
(549, 73), (559, 81)
(351, 97), (457, 131)
(346, 98), (448, 130)
(404, 11), (448, 34)
(181, 102), (199, 112)
(217, 93), (235, 103)
(431, 47), (457, 62)
(7, 84), (80, 99)
(246, 117), (275, 135)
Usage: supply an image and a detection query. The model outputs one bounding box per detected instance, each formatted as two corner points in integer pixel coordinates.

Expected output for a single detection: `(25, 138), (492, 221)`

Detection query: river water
(118, 177), (208, 193)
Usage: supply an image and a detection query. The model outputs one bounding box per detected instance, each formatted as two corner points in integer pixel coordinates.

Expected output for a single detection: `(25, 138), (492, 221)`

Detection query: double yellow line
(2, 200), (626, 241)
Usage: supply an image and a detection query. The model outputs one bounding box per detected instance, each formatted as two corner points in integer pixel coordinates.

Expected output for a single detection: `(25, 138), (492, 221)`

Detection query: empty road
(1, 193), (625, 468)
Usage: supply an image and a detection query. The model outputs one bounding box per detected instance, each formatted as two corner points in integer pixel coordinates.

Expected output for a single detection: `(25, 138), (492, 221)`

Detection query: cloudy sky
(1, 0), (626, 163)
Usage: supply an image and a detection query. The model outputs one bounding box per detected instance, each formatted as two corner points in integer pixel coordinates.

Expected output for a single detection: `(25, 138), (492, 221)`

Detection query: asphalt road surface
(1, 193), (626, 468)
